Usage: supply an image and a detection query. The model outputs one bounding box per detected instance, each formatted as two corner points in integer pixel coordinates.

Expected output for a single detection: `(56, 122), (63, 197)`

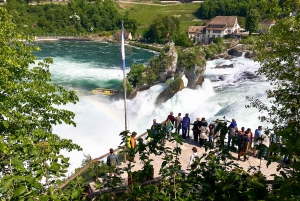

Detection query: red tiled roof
(207, 16), (237, 28)
(259, 18), (276, 25)
(188, 26), (206, 33)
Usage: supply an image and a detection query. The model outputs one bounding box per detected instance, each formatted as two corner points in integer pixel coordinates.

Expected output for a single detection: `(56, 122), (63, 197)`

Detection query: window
(213, 30), (221, 33)
(208, 30), (210, 33)
(218, 35), (220, 37)
(212, 35), (215, 38)
(197, 34), (200, 37)
(228, 30), (231, 34)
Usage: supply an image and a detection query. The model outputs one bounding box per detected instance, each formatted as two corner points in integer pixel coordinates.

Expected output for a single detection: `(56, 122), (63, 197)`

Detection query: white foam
(51, 54), (273, 175)
(47, 58), (129, 83)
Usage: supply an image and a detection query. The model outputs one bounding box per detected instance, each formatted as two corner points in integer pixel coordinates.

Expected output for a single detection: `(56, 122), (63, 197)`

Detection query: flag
(121, 25), (126, 71)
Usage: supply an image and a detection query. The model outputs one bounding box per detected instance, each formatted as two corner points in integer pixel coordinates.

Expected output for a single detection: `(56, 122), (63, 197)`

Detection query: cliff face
(158, 42), (178, 82)
(184, 65), (206, 89)
(155, 78), (184, 106)
(127, 42), (206, 105)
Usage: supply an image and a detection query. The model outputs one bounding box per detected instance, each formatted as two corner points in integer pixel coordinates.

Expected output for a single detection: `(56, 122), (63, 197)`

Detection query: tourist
(166, 111), (175, 129)
(106, 148), (119, 177)
(253, 126), (263, 157)
(208, 123), (215, 146)
(261, 132), (270, 159)
(151, 119), (158, 135)
(237, 131), (250, 162)
(199, 117), (208, 127)
(213, 119), (220, 147)
(182, 113), (190, 139)
(227, 119), (238, 148)
(166, 119), (174, 140)
(246, 128), (253, 153)
(126, 132), (137, 163)
(187, 147), (199, 170)
(192, 118), (200, 142)
(239, 127), (245, 135)
(175, 113), (183, 134)
(199, 125), (209, 147)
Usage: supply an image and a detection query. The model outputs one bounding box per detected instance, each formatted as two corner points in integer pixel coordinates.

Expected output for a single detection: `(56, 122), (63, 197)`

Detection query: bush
(239, 36), (257, 45)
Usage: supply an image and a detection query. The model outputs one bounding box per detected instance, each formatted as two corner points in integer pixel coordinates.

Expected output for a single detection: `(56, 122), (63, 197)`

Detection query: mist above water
(35, 42), (271, 174)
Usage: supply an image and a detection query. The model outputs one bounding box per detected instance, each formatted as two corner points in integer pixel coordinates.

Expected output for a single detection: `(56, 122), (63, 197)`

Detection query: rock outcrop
(184, 65), (205, 89)
(126, 42), (206, 104)
(245, 51), (256, 59)
(158, 42), (178, 82)
(215, 64), (234, 68)
(233, 71), (260, 83)
(228, 48), (243, 57)
(155, 78), (184, 106)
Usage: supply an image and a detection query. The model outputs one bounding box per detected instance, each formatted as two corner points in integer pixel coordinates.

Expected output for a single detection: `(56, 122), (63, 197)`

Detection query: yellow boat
(91, 88), (119, 96)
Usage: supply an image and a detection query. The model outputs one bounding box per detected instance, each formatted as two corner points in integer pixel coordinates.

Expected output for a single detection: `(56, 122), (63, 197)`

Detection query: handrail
(57, 130), (149, 189)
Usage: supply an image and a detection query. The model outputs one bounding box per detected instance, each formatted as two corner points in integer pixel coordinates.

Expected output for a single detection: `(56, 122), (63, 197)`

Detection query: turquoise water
(34, 41), (156, 90)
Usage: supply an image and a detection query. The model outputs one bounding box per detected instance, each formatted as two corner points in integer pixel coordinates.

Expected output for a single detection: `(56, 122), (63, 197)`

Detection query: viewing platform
(88, 135), (283, 197)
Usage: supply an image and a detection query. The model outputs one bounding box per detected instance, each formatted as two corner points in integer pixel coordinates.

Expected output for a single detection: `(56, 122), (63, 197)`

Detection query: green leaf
(0, 143), (7, 152)
(50, 162), (60, 171)
(3, 178), (13, 193)
(13, 186), (27, 197)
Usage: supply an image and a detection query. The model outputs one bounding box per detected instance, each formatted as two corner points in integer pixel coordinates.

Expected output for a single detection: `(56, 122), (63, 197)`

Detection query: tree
(247, 15), (300, 199)
(172, 32), (193, 47)
(143, 15), (180, 44)
(0, 8), (83, 200)
(245, 9), (260, 36)
(123, 11), (139, 36)
(127, 63), (146, 88)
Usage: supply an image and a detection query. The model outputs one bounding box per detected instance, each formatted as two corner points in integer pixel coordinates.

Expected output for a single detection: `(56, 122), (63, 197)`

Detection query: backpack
(109, 154), (117, 167)
(200, 126), (208, 139)
(240, 135), (248, 150)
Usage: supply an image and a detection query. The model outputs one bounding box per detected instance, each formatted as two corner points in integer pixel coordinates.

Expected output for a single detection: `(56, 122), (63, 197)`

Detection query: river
(35, 41), (271, 174)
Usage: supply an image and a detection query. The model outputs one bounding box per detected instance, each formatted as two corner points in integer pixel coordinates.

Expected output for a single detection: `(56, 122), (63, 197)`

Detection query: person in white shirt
(187, 147), (199, 169)
(261, 133), (270, 159)
(175, 113), (183, 134)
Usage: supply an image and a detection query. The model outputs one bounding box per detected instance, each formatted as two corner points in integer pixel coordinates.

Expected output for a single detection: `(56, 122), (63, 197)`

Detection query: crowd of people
(105, 112), (284, 176)
(160, 111), (275, 164)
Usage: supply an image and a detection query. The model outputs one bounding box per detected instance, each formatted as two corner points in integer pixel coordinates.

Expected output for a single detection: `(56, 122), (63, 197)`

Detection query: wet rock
(218, 75), (227, 81)
(234, 71), (259, 82)
(215, 64), (234, 69)
(245, 51), (256, 59)
(155, 78), (184, 106)
(184, 65), (206, 89)
(228, 48), (243, 57)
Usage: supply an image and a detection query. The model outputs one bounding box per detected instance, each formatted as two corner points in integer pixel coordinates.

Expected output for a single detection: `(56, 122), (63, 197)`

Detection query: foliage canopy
(0, 7), (83, 200)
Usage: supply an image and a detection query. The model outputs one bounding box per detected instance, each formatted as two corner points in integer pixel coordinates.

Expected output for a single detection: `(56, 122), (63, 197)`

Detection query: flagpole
(121, 21), (128, 132)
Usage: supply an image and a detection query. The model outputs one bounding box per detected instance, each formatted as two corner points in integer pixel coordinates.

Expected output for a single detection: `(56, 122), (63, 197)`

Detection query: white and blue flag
(121, 26), (126, 71)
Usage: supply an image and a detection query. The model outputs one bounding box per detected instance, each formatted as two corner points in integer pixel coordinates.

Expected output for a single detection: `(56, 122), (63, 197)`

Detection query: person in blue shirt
(151, 119), (158, 135)
(253, 126), (263, 157)
(182, 113), (190, 139)
(227, 119), (238, 148)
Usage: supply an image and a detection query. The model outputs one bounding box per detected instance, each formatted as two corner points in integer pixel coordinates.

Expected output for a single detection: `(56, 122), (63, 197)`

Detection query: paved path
(89, 136), (283, 193)
(121, 138), (280, 179)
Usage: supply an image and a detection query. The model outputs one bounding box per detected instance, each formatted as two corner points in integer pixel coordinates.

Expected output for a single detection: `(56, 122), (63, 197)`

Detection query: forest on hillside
(2, 0), (138, 35)
(196, 0), (299, 20)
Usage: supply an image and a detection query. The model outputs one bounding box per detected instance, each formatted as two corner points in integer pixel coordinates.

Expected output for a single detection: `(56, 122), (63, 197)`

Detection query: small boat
(91, 88), (119, 96)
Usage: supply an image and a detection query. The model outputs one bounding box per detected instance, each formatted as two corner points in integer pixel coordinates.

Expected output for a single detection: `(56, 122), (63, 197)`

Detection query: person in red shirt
(166, 111), (175, 129)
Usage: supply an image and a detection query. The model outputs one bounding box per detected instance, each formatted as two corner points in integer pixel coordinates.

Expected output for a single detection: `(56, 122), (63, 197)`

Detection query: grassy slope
(117, 2), (202, 34)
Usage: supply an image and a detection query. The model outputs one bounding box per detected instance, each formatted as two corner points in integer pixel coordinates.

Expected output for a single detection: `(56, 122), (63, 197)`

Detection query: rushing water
(35, 41), (271, 174)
